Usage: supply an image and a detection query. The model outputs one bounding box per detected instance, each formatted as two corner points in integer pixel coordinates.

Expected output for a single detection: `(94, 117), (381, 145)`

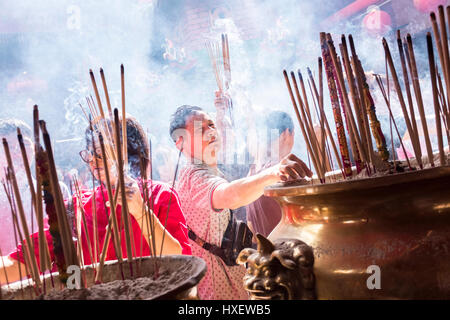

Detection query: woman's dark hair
(85, 116), (150, 179)
(169, 105), (203, 142)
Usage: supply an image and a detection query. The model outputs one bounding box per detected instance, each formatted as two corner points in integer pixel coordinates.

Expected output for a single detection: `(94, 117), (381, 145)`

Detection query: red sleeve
(8, 228), (56, 272)
(153, 184), (192, 255)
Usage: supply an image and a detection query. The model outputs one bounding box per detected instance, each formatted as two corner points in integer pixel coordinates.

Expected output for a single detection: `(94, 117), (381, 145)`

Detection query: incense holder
(1, 255), (206, 300)
(265, 165), (450, 299)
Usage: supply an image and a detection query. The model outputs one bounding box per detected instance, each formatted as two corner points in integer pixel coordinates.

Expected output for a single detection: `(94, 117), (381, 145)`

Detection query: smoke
(1, 0), (449, 254)
(0, 0), (447, 179)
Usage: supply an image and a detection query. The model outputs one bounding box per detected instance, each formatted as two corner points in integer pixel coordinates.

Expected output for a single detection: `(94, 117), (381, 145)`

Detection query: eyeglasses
(79, 149), (102, 163)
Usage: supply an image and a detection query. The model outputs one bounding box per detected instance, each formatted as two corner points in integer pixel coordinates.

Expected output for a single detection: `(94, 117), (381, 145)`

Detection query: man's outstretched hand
(272, 153), (313, 182)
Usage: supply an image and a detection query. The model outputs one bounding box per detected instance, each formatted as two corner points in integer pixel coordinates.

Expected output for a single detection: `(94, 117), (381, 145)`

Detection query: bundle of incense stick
(0, 106), (80, 295)
(79, 66), (176, 281)
(205, 34), (234, 120)
(284, 10), (450, 183)
(379, 6), (449, 168)
(284, 33), (382, 182)
(283, 69), (327, 183)
(222, 33), (231, 91)
(429, 6), (450, 164)
(80, 66), (133, 278)
(206, 34), (231, 91)
(2, 71), (179, 296)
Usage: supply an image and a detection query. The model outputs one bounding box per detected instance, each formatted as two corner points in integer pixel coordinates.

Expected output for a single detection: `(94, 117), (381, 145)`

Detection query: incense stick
(340, 38), (372, 169)
(2, 140), (42, 288)
(320, 33), (352, 177)
(382, 38), (422, 167)
(2, 178), (25, 297)
(308, 77), (333, 173)
(438, 6), (450, 109)
(307, 70), (330, 173)
(283, 70), (324, 182)
(120, 65), (128, 167)
(89, 69), (105, 119)
(146, 138), (159, 272)
(349, 36), (389, 164)
(40, 121), (79, 269)
(32, 106), (51, 272)
(99, 68), (113, 117)
(89, 119), (102, 266)
(205, 41), (224, 92)
(72, 178), (95, 267)
(113, 109), (133, 271)
(327, 37), (368, 169)
(437, 71), (450, 146)
(159, 147), (182, 257)
(406, 34), (434, 166)
(307, 68), (331, 173)
(295, 70), (325, 178)
(348, 36), (377, 167)
(375, 74), (412, 170)
(430, 12), (449, 99)
(427, 33), (446, 165)
(397, 30), (422, 167)
(318, 58), (327, 167)
(95, 132), (123, 282)
(17, 125), (52, 273)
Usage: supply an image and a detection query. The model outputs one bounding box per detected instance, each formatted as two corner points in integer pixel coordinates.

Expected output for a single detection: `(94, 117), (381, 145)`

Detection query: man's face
(182, 111), (221, 166)
(0, 133), (34, 181)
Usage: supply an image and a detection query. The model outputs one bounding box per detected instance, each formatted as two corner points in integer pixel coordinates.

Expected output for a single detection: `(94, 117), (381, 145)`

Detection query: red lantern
(362, 9), (392, 36)
(413, 0), (447, 13)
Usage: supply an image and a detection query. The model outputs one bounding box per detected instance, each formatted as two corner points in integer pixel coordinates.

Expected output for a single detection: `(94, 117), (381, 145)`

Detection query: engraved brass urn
(265, 165), (450, 299)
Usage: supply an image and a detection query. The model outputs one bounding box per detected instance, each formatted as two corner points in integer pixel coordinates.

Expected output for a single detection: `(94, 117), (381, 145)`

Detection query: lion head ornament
(237, 234), (316, 300)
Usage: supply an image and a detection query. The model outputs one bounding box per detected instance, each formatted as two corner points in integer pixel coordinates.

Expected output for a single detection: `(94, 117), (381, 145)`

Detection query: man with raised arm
(169, 104), (311, 300)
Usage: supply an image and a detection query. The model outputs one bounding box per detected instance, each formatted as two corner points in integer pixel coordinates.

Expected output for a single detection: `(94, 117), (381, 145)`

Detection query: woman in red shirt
(0, 116), (191, 284)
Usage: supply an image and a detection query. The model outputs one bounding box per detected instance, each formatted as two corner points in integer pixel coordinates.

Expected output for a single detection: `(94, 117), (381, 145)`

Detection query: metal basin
(265, 165), (450, 299)
(1, 255), (206, 300)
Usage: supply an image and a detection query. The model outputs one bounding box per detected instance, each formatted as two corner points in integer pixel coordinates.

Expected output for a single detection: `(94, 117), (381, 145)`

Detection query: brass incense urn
(264, 165), (450, 299)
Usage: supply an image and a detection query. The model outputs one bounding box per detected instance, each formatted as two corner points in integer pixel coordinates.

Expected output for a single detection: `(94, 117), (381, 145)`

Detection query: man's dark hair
(169, 105), (203, 142)
(265, 111), (294, 140)
(85, 116), (150, 179)
(0, 119), (32, 138)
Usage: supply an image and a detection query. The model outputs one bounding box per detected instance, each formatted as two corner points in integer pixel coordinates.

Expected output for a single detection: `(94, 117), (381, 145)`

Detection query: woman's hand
(116, 176), (145, 219)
